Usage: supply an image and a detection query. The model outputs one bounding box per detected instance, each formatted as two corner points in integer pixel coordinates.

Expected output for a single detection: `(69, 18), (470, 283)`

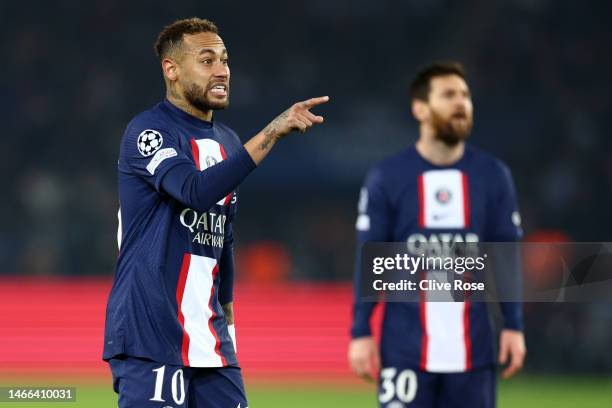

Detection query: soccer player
(348, 62), (526, 407)
(103, 18), (328, 407)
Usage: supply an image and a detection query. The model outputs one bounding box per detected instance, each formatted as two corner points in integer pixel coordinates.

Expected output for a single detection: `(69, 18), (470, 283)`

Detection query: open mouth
(209, 84), (228, 97)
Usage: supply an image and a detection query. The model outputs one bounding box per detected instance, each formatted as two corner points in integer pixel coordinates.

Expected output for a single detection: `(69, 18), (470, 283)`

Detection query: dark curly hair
(154, 17), (219, 61)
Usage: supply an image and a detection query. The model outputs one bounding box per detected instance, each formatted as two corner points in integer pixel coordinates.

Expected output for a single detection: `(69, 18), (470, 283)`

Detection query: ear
(162, 58), (179, 82)
(412, 99), (429, 122)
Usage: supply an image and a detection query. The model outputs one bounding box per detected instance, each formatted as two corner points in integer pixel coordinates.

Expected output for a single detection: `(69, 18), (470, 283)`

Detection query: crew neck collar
(412, 143), (470, 169)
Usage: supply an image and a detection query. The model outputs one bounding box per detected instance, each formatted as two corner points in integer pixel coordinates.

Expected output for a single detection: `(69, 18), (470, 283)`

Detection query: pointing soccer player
(349, 62), (525, 407)
(103, 18), (328, 407)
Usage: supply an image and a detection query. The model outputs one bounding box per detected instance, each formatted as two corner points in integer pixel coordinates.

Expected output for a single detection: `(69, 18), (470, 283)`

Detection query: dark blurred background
(1, 0), (611, 374)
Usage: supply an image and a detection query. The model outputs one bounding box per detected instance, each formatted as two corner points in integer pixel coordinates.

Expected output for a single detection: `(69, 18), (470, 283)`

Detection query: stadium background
(1, 0), (611, 406)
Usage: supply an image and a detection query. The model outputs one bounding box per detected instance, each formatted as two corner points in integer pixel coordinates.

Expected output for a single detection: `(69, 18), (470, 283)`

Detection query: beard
(183, 81), (229, 112)
(430, 108), (472, 146)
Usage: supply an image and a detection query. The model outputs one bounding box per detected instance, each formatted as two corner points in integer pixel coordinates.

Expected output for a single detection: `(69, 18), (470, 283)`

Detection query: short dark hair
(409, 62), (466, 102)
(154, 17), (219, 60)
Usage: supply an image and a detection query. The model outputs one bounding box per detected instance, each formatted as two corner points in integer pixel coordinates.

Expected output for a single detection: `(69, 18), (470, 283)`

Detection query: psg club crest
(205, 155), (218, 167)
(137, 129), (163, 157)
(435, 188), (453, 205)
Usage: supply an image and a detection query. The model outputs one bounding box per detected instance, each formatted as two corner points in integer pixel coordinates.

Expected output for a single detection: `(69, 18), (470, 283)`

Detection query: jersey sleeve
(227, 189), (239, 222)
(218, 223), (235, 306)
(486, 162), (523, 242)
(351, 167), (392, 338)
(160, 152), (253, 213)
(219, 186), (239, 305)
(487, 161), (524, 331)
(120, 124), (193, 192)
(121, 121), (256, 213)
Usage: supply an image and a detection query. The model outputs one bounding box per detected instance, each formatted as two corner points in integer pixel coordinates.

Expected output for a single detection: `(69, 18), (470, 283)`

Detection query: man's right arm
(349, 167), (391, 380)
(124, 97), (328, 212)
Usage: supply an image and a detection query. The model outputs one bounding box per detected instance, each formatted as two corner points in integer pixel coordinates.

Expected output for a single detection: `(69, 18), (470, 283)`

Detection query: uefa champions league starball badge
(137, 129), (164, 157)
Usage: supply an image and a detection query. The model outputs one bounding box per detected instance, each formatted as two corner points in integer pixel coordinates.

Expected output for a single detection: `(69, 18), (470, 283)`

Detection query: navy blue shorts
(378, 366), (496, 408)
(109, 356), (248, 408)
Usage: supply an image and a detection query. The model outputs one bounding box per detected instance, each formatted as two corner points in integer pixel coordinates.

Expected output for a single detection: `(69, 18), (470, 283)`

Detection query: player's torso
(387, 162), (487, 245)
(378, 146), (495, 372)
(118, 109), (241, 260)
(107, 104), (240, 367)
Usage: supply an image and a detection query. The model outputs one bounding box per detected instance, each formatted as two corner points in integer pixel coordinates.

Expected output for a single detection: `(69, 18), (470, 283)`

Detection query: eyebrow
(197, 48), (228, 57)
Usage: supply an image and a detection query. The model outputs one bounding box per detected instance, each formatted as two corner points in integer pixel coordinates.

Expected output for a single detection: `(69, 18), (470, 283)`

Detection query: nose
(213, 62), (229, 78)
(455, 95), (469, 110)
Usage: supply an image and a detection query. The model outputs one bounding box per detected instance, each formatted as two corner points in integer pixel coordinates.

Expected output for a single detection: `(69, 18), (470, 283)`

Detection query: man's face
(174, 32), (230, 112)
(424, 75), (473, 145)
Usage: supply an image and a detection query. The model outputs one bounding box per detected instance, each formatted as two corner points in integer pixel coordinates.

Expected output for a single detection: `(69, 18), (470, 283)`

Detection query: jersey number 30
(379, 368), (418, 404)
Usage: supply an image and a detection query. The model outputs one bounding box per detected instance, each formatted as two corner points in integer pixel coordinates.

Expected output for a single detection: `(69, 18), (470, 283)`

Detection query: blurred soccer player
(103, 18), (328, 407)
(348, 62), (525, 408)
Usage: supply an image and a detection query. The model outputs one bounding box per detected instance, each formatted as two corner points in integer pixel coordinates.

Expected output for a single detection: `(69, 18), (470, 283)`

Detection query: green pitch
(0, 376), (610, 407)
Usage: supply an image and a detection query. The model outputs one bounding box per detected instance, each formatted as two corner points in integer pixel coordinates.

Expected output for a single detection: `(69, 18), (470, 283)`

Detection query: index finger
(300, 96), (330, 109)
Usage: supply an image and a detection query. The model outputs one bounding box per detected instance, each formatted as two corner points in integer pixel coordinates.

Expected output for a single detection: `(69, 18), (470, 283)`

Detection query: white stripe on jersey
(193, 139), (230, 206)
(180, 254), (223, 367)
(419, 170), (472, 372)
(421, 169), (467, 229)
(422, 299), (468, 372)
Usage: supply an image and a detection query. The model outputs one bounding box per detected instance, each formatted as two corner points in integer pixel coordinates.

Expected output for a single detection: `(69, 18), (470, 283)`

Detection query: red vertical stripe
(176, 253), (192, 366)
(218, 143), (233, 206)
(190, 139), (201, 170)
(218, 143), (228, 160)
(419, 272), (429, 371)
(207, 265), (228, 366)
(417, 174), (425, 228)
(462, 173), (470, 228)
(463, 301), (472, 371)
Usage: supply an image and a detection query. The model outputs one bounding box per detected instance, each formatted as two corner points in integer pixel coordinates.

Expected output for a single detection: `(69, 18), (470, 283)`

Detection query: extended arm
(127, 97), (329, 212)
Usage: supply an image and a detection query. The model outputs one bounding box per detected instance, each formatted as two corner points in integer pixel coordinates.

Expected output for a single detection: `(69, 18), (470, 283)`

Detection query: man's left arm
(219, 223), (237, 351)
(489, 162), (526, 379)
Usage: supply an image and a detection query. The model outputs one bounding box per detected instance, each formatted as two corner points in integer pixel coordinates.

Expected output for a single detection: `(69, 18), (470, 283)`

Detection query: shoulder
(120, 103), (177, 158)
(466, 145), (513, 181)
(125, 103), (173, 137)
(373, 147), (415, 175)
(121, 103), (176, 146)
(214, 121), (241, 144)
(371, 147), (416, 178)
(363, 147), (414, 191)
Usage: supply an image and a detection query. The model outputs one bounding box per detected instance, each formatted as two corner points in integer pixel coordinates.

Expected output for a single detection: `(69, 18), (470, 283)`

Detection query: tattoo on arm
(261, 110), (288, 150)
(222, 302), (234, 325)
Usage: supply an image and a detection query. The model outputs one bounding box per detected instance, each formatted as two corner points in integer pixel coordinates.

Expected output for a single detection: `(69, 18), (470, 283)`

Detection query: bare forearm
(244, 97), (328, 165)
(222, 302), (234, 325)
(244, 125), (281, 165)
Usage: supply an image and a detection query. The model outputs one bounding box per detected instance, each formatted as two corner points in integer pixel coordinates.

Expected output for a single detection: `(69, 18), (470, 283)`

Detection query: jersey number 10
(150, 365), (186, 405)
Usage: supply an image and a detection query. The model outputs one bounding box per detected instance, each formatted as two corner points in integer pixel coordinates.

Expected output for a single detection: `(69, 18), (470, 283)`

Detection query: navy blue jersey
(352, 145), (523, 373)
(104, 99), (256, 367)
